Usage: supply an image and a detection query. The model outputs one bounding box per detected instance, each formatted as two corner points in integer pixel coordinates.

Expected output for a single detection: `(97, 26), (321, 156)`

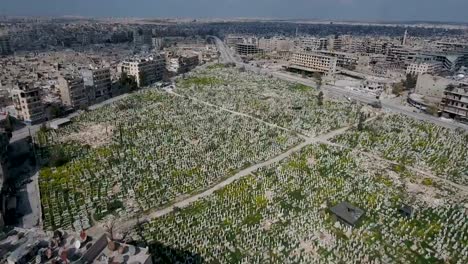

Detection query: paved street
(212, 36), (468, 131)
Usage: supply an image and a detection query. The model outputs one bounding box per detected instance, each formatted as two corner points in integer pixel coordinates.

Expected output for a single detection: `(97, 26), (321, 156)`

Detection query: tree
(392, 82), (404, 96)
(317, 91), (324, 106)
(50, 105), (63, 119)
(446, 84), (456, 91)
(404, 74), (417, 90)
(357, 112), (366, 131)
(313, 72), (322, 88)
(119, 72), (138, 91)
(103, 216), (130, 242)
(426, 105), (439, 116)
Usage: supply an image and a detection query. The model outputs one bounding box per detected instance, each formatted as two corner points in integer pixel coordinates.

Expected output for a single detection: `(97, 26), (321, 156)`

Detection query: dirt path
(116, 122), (357, 231)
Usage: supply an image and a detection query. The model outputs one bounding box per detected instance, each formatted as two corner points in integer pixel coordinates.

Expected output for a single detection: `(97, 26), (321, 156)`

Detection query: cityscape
(0, 1), (468, 263)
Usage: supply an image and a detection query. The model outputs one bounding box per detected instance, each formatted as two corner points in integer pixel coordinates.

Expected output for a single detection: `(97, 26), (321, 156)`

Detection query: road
(16, 171), (42, 228)
(212, 36), (468, 131)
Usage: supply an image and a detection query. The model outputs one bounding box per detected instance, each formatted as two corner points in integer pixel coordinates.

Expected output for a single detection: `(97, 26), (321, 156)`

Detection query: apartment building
(440, 86), (468, 122)
(120, 57), (165, 87)
(0, 31), (12, 55)
(406, 62), (443, 75)
(12, 84), (44, 124)
(258, 37), (293, 52)
(235, 43), (261, 56)
(82, 67), (112, 104)
(294, 37), (328, 52)
(58, 74), (88, 109)
(415, 74), (457, 104)
(317, 50), (358, 69)
(289, 52), (337, 75)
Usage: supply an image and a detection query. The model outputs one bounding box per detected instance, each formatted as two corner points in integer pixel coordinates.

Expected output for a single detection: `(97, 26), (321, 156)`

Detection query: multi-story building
(235, 43), (260, 56)
(82, 67), (112, 104)
(414, 74), (458, 104)
(258, 37), (293, 52)
(58, 74), (88, 109)
(120, 57), (165, 87)
(151, 37), (163, 50)
(12, 84), (44, 124)
(289, 52), (337, 75)
(316, 50), (358, 69)
(406, 62), (443, 75)
(440, 86), (468, 122)
(0, 130), (9, 229)
(0, 31), (12, 55)
(225, 35), (257, 46)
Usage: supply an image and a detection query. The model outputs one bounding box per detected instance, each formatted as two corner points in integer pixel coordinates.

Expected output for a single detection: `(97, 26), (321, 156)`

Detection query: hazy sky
(2, 0), (468, 22)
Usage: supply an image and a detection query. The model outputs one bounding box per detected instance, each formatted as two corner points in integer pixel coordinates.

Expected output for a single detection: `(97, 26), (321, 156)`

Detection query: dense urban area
(1, 16), (467, 264)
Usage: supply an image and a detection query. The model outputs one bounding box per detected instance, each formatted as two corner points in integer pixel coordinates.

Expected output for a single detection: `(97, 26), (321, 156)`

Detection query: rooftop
(330, 201), (365, 226)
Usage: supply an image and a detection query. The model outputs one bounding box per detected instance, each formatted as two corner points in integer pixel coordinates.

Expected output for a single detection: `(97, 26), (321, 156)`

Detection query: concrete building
(0, 31), (12, 55)
(235, 43), (260, 56)
(436, 42), (468, 53)
(414, 74), (458, 104)
(151, 37), (163, 50)
(440, 86), (468, 122)
(258, 37), (292, 52)
(406, 62), (443, 75)
(12, 84), (44, 124)
(82, 68), (112, 104)
(167, 54), (199, 74)
(225, 35), (257, 47)
(289, 52), (337, 75)
(120, 57), (165, 87)
(0, 130), (10, 229)
(317, 50), (358, 69)
(58, 74), (88, 109)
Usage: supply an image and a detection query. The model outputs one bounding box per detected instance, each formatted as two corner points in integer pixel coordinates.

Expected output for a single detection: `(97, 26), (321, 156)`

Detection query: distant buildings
(119, 57), (165, 87)
(58, 74), (88, 109)
(289, 52), (337, 75)
(441, 85), (468, 122)
(133, 28), (152, 48)
(0, 31), (12, 55)
(12, 84), (45, 124)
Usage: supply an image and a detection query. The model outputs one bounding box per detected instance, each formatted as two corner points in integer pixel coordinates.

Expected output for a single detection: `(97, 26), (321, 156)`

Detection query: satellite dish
(74, 240), (81, 249)
(127, 245), (136, 256)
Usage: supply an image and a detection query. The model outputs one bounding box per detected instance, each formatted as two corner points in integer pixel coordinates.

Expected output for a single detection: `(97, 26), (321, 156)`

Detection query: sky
(2, 0), (468, 23)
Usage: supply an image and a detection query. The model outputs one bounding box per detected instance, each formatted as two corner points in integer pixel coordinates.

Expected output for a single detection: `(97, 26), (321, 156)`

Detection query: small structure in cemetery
(329, 201), (365, 227)
(398, 204), (415, 218)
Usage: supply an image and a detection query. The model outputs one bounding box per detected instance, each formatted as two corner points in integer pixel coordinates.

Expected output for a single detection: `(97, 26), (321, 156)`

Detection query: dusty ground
(60, 123), (115, 148)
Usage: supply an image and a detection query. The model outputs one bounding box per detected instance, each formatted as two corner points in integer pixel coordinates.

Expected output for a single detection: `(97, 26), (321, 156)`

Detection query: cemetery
(33, 65), (467, 263)
(134, 144), (468, 263)
(175, 65), (366, 137)
(332, 114), (468, 185)
(37, 90), (303, 231)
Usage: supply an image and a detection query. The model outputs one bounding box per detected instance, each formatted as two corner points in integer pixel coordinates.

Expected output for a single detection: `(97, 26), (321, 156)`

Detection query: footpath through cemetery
(36, 64), (467, 263)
